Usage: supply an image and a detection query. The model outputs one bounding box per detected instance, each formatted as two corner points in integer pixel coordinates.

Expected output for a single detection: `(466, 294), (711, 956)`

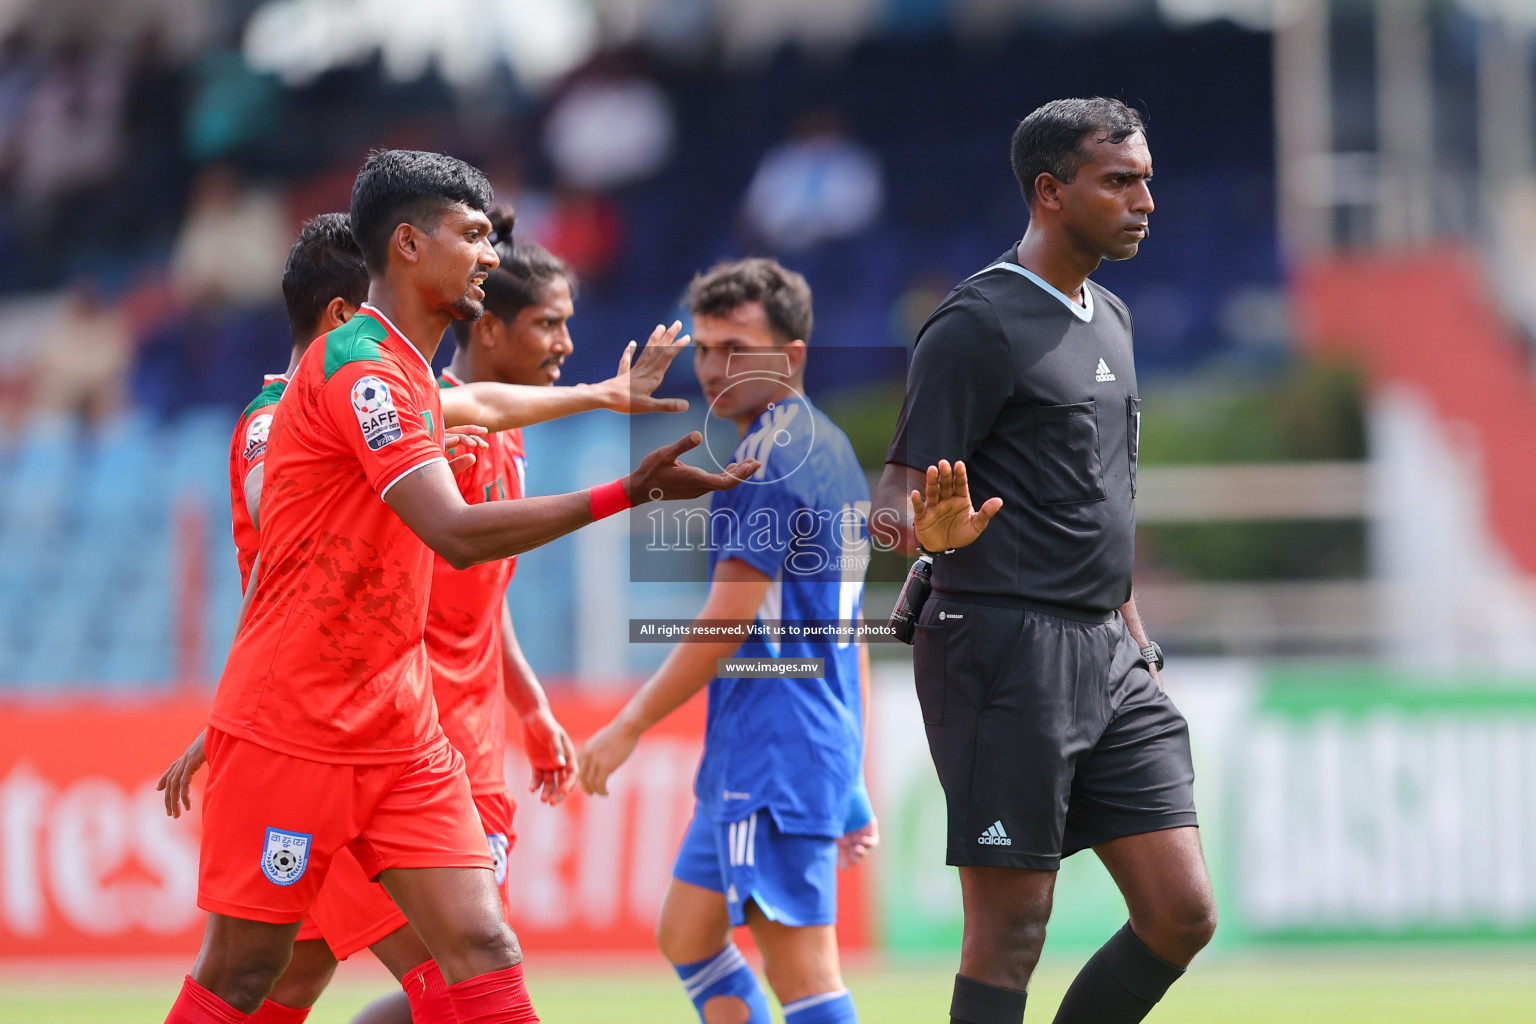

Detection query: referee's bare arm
(872, 462), (926, 555)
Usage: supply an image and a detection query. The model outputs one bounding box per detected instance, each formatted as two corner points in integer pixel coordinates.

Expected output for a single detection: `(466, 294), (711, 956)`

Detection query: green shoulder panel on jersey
(322, 314), (392, 380)
(242, 379), (287, 418)
(438, 376), (454, 389)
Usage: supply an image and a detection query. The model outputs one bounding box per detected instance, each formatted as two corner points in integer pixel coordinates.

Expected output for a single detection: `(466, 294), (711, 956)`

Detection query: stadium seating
(0, 21), (1281, 688)
(0, 408), (707, 688)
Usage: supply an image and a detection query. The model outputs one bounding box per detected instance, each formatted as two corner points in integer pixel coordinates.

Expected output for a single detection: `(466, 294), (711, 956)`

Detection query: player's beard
(448, 274), (486, 322)
(448, 293), (485, 321)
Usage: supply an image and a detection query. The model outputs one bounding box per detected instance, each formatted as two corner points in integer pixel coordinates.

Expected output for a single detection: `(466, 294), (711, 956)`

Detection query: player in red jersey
(161, 149), (758, 1024)
(172, 212), (484, 1024)
(163, 214), (694, 1023)
(225, 214), (437, 1021)
(163, 208), (691, 1023)
(427, 203), (587, 920)
(350, 206), (636, 1024)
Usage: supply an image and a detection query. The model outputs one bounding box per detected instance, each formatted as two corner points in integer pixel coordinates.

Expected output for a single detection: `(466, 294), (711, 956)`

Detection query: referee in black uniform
(874, 98), (1216, 1024)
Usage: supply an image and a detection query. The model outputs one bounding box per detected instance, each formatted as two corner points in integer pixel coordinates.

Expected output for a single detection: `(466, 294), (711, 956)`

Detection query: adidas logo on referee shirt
(1095, 358), (1116, 383)
(978, 820), (1012, 846)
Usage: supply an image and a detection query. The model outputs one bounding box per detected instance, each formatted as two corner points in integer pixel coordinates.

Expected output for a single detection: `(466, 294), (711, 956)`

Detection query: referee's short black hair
(685, 257), (813, 344)
(1011, 98), (1147, 209)
(451, 204), (578, 347)
(349, 148), (494, 273)
(281, 213), (369, 346)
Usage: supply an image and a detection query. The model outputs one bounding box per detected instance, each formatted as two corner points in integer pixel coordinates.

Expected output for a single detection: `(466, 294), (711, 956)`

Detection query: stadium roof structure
(234, 0), (1288, 93)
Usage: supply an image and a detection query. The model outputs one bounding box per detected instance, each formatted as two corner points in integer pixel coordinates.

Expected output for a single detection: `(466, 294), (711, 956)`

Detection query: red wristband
(590, 479), (632, 521)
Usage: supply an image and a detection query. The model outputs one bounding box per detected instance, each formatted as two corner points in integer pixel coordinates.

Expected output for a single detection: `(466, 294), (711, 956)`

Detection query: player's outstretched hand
(577, 720), (639, 797)
(444, 425), (490, 474)
(598, 321), (691, 415)
(522, 708), (579, 805)
(155, 730), (207, 818)
(623, 431), (759, 504)
(910, 460), (1002, 553)
(837, 817), (879, 870)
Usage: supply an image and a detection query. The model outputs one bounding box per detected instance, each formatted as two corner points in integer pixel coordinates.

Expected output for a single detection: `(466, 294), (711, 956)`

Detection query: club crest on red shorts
(487, 832), (509, 886)
(262, 827), (312, 886)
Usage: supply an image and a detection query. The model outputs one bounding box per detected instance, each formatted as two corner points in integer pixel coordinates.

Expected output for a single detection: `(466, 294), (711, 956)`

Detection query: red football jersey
(228, 374), (289, 592)
(424, 369), (526, 796)
(209, 304), (450, 764)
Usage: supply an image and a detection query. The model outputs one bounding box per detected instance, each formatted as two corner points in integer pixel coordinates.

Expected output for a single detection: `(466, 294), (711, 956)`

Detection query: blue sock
(673, 943), (772, 1022)
(783, 988), (859, 1023)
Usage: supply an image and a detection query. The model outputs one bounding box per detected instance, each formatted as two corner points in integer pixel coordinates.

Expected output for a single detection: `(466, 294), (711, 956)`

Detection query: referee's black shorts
(913, 593), (1197, 871)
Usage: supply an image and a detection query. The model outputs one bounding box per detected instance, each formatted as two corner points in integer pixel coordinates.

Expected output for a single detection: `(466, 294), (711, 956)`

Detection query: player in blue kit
(580, 257), (875, 1024)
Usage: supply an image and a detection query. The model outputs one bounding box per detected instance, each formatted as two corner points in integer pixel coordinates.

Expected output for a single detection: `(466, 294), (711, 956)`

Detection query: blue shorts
(672, 806), (839, 928)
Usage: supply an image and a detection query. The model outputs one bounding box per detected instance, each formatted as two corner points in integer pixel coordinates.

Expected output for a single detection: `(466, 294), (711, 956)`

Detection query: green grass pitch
(4, 952), (1535, 1022)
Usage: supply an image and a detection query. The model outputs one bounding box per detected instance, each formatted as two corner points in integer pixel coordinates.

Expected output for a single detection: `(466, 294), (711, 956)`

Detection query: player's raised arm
(440, 321), (690, 431)
(386, 431), (758, 570)
(578, 557), (774, 797)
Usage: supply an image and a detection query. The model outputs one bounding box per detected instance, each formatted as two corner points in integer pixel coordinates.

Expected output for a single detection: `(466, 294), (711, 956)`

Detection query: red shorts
(198, 729), (492, 925)
(473, 790), (516, 921)
(306, 847), (408, 959)
(294, 788), (515, 952)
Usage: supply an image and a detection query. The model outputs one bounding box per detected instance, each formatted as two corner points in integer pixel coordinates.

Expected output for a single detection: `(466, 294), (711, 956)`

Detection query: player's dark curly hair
(450, 204), (578, 347)
(281, 212), (369, 346)
(684, 257), (813, 344)
(1010, 97), (1146, 209)
(349, 148), (494, 272)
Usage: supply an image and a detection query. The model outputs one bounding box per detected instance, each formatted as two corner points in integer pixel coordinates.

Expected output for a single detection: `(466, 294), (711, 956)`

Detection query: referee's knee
(961, 910), (1049, 988)
(997, 914), (1049, 962)
(1174, 894), (1218, 951)
(1138, 892), (1217, 964)
(977, 892), (1051, 949)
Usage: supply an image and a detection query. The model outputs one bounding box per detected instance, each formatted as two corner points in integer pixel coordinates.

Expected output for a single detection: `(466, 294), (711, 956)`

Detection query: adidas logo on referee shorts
(978, 820), (1012, 846)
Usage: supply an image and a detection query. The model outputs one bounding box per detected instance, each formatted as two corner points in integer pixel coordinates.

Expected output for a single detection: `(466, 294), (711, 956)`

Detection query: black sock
(950, 974), (1026, 1024)
(1051, 923), (1185, 1024)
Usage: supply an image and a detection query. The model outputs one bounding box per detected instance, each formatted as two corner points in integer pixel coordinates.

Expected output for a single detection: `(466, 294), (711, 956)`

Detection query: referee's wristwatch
(1139, 640), (1165, 671)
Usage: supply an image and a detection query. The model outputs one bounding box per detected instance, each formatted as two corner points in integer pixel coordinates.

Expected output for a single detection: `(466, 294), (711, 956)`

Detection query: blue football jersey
(697, 395), (871, 837)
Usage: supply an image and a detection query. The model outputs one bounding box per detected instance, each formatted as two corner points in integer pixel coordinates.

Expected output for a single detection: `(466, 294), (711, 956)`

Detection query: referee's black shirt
(888, 245), (1139, 618)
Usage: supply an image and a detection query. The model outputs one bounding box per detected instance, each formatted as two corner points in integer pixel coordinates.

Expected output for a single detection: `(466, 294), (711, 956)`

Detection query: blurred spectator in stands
(110, 28), (191, 249)
(169, 163), (289, 308)
(741, 108), (883, 251)
(543, 75), (675, 191)
(483, 152), (554, 247)
(541, 182), (626, 281)
(184, 48), (280, 164)
(29, 279), (133, 425)
(536, 73), (673, 282)
(16, 37), (125, 214)
(0, 31), (41, 186)
(887, 268), (953, 345)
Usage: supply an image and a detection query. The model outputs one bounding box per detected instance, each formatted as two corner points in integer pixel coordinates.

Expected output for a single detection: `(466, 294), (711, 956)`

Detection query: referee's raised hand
(910, 459), (1003, 552)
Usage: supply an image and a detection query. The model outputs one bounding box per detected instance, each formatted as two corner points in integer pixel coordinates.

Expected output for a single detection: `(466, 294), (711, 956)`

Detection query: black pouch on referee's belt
(889, 553), (935, 645)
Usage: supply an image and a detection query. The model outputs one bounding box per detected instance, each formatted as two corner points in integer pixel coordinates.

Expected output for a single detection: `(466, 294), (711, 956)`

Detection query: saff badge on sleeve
(262, 827), (313, 886)
(351, 375), (403, 450)
(243, 412), (273, 462)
